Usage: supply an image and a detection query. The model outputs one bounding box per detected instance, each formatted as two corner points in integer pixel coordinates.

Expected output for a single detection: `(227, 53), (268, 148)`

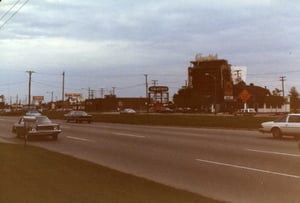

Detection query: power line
(0, 81), (27, 87)
(0, 0), (30, 31)
(0, 0), (21, 21)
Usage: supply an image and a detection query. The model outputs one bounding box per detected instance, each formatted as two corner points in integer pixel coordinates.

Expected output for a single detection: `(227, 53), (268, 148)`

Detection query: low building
(85, 95), (148, 112)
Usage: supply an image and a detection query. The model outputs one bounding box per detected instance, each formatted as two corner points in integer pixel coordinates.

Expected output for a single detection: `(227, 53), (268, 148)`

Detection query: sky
(0, 0), (300, 103)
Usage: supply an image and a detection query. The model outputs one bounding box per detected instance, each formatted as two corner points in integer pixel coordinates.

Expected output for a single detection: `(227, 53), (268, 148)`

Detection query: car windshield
(36, 116), (52, 124)
(274, 115), (287, 122)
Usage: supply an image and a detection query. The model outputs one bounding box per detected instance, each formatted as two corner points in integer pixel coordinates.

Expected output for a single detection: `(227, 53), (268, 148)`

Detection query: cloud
(1, 0), (300, 99)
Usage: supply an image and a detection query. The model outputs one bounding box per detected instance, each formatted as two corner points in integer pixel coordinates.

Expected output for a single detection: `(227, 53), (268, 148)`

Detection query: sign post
(239, 89), (251, 109)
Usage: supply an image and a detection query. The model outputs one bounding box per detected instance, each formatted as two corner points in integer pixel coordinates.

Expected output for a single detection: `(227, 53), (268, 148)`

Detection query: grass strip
(0, 143), (224, 203)
(92, 114), (269, 129)
(45, 111), (274, 129)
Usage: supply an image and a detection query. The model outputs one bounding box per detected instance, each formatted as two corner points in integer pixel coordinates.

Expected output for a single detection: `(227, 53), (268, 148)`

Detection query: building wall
(187, 59), (234, 112)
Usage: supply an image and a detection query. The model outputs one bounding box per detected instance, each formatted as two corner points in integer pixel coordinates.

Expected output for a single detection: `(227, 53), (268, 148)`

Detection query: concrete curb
(0, 137), (14, 144)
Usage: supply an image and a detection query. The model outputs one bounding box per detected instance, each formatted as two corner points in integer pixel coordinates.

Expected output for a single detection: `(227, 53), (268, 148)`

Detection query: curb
(0, 137), (14, 144)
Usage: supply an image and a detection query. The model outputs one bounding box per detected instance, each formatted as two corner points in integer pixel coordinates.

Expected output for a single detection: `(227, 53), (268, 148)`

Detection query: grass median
(46, 111), (274, 129)
(0, 143), (225, 203)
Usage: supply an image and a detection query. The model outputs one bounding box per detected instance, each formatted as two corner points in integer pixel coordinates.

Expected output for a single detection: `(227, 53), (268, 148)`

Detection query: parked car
(234, 108), (256, 116)
(64, 110), (93, 123)
(259, 114), (300, 139)
(156, 107), (174, 113)
(12, 115), (62, 140)
(26, 109), (42, 116)
(120, 108), (136, 114)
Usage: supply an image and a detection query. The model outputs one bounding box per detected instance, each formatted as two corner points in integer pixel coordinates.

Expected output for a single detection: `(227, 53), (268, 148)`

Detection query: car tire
(272, 128), (282, 139)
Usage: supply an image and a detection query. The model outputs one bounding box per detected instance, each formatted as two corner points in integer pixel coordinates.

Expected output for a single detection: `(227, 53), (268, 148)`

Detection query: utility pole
(152, 80), (158, 86)
(26, 70), (35, 107)
(62, 71), (65, 102)
(47, 91), (54, 102)
(144, 74), (148, 98)
(280, 76), (286, 112)
(280, 76), (286, 98)
(112, 87), (116, 96)
(88, 88), (91, 99)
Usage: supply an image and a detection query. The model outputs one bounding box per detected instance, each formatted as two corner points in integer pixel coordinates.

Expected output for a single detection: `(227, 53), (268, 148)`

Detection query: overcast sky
(1, 0), (300, 103)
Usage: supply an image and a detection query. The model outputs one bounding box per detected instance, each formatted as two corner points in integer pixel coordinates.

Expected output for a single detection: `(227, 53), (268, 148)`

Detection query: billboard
(32, 96), (44, 101)
(149, 86), (169, 92)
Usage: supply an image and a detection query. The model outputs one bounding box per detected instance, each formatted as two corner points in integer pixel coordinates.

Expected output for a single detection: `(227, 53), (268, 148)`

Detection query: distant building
(231, 66), (247, 85)
(187, 54), (234, 112)
(85, 95), (148, 112)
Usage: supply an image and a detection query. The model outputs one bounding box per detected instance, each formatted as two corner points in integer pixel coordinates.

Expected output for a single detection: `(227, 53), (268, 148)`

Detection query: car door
(285, 115), (300, 135)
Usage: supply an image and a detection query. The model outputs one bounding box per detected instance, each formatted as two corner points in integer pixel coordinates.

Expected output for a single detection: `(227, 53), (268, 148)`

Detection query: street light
(205, 73), (217, 115)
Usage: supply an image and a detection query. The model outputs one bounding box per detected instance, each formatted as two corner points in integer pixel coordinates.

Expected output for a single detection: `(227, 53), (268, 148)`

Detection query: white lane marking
(195, 158), (300, 179)
(246, 149), (300, 158)
(66, 136), (93, 142)
(113, 132), (145, 138)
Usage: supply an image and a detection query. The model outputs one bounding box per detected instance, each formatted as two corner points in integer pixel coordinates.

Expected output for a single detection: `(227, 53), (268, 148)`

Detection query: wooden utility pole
(26, 70), (35, 107)
(144, 74), (148, 98)
(280, 76), (286, 98)
(62, 71), (65, 102)
(280, 76), (286, 112)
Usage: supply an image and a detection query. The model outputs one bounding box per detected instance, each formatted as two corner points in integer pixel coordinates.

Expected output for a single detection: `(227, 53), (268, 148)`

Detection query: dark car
(156, 107), (174, 113)
(12, 115), (62, 140)
(64, 111), (92, 123)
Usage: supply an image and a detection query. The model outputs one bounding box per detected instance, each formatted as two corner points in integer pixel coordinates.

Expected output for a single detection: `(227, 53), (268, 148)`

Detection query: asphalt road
(1, 116), (300, 203)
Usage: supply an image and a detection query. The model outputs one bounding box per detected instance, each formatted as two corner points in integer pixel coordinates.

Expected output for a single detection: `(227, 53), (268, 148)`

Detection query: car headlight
(54, 126), (60, 130)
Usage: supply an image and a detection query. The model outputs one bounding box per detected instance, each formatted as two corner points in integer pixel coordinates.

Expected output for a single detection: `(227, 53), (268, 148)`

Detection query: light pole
(205, 73), (217, 115)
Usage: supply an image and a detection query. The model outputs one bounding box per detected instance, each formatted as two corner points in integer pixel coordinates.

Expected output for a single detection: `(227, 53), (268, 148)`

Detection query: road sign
(239, 89), (251, 103)
(239, 90), (251, 103)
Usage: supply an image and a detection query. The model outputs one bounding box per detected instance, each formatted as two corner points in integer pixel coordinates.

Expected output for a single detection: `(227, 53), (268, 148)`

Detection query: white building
(231, 66), (247, 84)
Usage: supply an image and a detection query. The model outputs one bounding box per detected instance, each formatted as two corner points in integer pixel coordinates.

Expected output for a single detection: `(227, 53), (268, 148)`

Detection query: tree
(272, 88), (282, 96)
(289, 86), (299, 112)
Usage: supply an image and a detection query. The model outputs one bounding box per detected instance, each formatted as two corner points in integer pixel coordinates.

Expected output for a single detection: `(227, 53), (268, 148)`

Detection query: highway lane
(1, 116), (300, 203)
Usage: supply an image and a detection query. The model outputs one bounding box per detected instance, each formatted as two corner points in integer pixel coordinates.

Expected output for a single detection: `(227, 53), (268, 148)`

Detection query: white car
(259, 114), (300, 139)
(120, 108), (136, 114)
